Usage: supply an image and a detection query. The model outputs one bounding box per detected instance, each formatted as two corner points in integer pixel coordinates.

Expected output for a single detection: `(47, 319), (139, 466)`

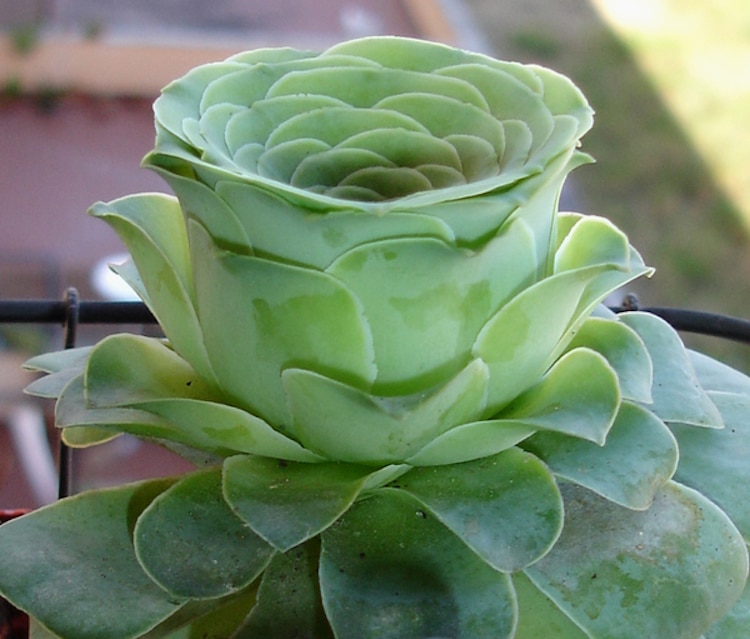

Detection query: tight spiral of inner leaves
(185, 40), (589, 202)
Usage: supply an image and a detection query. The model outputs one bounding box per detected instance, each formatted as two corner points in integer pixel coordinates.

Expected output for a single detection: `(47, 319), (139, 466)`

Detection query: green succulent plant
(1, 36), (749, 639)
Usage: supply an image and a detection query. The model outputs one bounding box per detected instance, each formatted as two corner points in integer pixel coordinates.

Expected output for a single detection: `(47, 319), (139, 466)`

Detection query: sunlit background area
(1, 0), (749, 507)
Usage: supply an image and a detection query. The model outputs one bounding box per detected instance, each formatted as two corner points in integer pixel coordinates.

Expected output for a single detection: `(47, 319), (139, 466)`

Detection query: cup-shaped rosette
(146, 36), (594, 264)
(1, 37), (748, 639)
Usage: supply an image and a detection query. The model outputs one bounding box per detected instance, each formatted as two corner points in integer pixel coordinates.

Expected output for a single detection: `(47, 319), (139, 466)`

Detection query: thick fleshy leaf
(512, 572), (590, 639)
(405, 418), (536, 466)
(223, 455), (384, 551)
(189, 220), (376, 426)
(265, 106), (428, 149)
(89, 194), (219, 386)
(327, 219), (538, 392)
(499, 348), (621, 444)
(554, 216), (631, 273)
(703, 578), (750, 639)
(215, 179), (455, 268)
(56, 373), (166, 441)
(437, 63), (553, 142)
(619, 312), (723, 427)
(142, 590), (258, 639)
(690, 350), (750, 395)
(525, 482), (749, 639)
(265, 65), (490, 111)
(237, 539), (334, 639)
(62, 364), (318, 460)
(475, 265), (643, 413)
(566, 315), (653, 403)
(393, 150), (564, 250)
(224, 95), (347, 153)
(134, 398), (323, 462)
(134, 468), (274, 599)
(397, 447), (563, 572)
(282, 359), (489, 464)
(24, 345), (93, 374)
(85, 334), (217, 408)
(23, 346), (93, 399)
(0, 479), (184, 639)
(320, 489), (517, 639)
(523, 401), (678, 509)
(148, 167), (252, 253)
(671, 391), (750, 541)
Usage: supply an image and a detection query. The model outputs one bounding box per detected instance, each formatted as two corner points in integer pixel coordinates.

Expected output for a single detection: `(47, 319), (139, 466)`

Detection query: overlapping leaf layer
(0, 37), (748, 639)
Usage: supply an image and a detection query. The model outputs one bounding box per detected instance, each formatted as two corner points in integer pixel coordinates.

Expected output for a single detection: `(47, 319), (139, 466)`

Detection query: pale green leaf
(283, 359), (489, 464)
(89, 194), (219, 385)
(327, 220), (537, 393)
(671, 391), (750, 541)
(405, 418), (535, 466)
(189, 219), (376, 426)
(85, 334), (217, 408)
(499, 348), (621, 445)
(216, 179), (455, 268)
(266, 66), (490, 111)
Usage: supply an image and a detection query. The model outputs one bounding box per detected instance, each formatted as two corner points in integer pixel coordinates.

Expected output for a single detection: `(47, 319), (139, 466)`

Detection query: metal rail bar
(4, 296), (750, 343)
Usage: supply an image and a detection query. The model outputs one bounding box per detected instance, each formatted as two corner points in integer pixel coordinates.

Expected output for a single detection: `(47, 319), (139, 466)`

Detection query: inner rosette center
(191, 49), (582, 202)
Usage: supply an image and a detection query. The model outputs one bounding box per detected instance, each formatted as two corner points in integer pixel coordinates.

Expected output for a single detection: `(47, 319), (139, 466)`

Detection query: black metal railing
(2, 288), (750, 500)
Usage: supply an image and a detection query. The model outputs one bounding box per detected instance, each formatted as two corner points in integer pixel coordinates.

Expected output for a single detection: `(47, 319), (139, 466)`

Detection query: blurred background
(1, 0), (749, 508)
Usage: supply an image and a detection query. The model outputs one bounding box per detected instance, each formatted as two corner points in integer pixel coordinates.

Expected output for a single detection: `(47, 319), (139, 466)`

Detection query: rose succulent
(0, 36), (749, 639)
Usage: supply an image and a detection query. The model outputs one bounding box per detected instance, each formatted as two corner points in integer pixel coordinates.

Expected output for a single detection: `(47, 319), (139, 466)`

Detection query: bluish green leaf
(512, 572), (590, 639)
(0, 479), (183, 639)
(320, 489), (517, 639)
(619, 312), (723, 427)
(398, 447), (563, 571)
(135, 468), (274, 599)
(566, 316), (653, 403)
(523, 401), (678, 509)
(703, 577), (750, 639)
(236, 539), (334, 638)
(143, 590), (258, 639)
(671, 391), (750, 541)
(525, 482), (748, 639)
(223, 455), (377, 551)
(690, 350), (750, 395)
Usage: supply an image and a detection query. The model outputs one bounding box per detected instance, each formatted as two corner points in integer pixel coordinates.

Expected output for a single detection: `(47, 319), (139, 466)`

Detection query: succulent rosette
(1, 37), (749, 639)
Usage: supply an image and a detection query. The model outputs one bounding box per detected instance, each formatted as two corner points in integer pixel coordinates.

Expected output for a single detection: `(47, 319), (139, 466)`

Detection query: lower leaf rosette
(0, 36), (748, 639)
